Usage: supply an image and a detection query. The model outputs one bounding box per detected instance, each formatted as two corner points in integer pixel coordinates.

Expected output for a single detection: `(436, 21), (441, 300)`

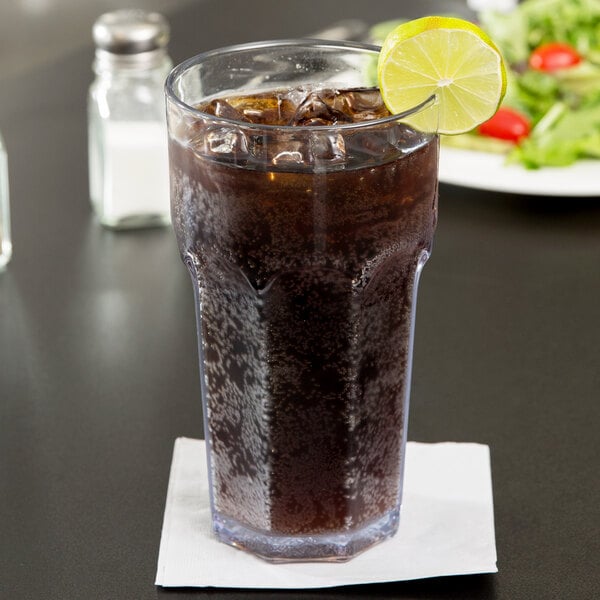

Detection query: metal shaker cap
(93, 10), (169, 55)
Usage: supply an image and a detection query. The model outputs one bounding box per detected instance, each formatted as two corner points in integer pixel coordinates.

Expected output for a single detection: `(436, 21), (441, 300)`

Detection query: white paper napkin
(156, 438), (497, 589)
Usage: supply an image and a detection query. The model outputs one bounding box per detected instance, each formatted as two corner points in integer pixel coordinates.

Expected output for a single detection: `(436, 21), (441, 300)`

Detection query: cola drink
(166, 41), (439, 562)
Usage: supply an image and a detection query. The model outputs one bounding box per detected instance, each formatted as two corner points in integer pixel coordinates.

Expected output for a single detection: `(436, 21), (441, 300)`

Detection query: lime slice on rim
(377, 16), (507, 135)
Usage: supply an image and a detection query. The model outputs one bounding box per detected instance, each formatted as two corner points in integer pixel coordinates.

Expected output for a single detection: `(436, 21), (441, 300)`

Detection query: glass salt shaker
(88, 10), (172, 229)
(0, 130), (11, 269)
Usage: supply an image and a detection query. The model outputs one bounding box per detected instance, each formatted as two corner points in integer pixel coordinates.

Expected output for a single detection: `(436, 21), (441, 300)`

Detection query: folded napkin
(156, 438), (497, 589)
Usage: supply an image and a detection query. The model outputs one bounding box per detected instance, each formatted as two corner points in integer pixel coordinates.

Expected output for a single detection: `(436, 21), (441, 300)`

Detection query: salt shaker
(0, 130), (11, 269)
(88, 10), (172, 229)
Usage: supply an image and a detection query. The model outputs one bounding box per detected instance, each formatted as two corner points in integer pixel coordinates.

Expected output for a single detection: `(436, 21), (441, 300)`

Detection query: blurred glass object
(0, 130), (11, 269)
(19, 0), (52, 14)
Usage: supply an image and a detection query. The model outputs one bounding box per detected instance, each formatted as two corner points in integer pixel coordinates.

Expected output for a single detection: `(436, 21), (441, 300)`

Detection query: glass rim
(165, 38), (437, 132)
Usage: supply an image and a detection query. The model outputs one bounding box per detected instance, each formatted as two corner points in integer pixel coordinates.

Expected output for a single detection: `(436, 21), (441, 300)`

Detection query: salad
(371, 0), (600, 169)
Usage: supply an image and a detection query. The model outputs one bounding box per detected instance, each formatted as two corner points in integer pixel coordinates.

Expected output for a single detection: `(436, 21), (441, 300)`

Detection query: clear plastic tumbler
(166, 40), (439, 562)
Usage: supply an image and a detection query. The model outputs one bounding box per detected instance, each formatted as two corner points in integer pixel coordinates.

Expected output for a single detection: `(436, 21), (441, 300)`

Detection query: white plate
(439, 146), (600, 197)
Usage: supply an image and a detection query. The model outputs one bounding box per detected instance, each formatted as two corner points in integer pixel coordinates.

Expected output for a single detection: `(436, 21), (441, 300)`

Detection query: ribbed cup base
(212, 507), (401, 563)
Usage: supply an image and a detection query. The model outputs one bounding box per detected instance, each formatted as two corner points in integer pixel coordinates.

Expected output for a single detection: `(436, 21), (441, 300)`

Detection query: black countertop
(1, 1), (599, 598)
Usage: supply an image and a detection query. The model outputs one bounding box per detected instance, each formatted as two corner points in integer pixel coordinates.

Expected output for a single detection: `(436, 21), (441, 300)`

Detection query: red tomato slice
(529, 42), (582, 72)
(478, 108), (531, 143)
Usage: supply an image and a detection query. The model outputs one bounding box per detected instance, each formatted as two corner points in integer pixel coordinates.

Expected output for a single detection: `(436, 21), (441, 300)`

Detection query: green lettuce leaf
(509, 98), (600, 167)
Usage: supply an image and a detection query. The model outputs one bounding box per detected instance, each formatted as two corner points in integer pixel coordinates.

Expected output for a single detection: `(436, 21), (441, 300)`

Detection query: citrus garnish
(377, 16), (507, 135)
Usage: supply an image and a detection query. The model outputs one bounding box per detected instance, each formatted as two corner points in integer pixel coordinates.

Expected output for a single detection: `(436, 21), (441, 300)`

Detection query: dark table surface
(1, 1), (599, 598)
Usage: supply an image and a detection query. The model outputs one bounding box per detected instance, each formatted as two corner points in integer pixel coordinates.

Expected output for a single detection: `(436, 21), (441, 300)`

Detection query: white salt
(101, 120), (170, 222)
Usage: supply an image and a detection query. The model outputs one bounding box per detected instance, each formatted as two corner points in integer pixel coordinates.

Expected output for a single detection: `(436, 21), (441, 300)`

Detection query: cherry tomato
(478, 107), (531, 143)
(529, 42), (582, 72)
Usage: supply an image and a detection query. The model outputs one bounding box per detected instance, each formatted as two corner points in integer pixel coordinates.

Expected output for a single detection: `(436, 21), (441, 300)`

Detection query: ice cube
(204, 125), (249, 158)
(290, 92), (353, 126)
(344, 128), (397, 162)
(225, 91), (299, 125)
(332, 88), (390, 121)
(249, 130), (309, 166)
(309, 131), (347, 166)
(203, 99), (250, 122)
(270, 141), (306, 166)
